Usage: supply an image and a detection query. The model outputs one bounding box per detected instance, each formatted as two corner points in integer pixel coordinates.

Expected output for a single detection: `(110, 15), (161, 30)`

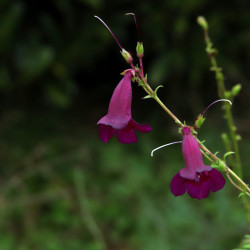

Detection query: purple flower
(170, 126), (225, 199)
(97, 70), (152, 143)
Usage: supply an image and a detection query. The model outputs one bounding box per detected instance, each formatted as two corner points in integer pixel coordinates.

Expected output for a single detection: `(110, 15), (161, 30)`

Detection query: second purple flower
(170, 126), (226, 199)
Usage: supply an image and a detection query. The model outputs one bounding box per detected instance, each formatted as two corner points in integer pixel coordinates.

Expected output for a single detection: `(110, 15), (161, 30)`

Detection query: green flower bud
(231, 84), (241, 96)
(197, 16), (208, 30)
(236, 135), (241, 141)
(121, 48), (133, 64)
(195, 114), (205, 129)
(136, 42), (144, 58)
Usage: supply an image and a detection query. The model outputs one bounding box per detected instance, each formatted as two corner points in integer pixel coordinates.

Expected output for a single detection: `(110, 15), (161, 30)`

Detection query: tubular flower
(97, 70), (152, 143)
(170, 126), (225, 199)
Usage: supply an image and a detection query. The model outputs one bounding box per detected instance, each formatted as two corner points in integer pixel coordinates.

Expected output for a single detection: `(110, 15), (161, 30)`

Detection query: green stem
(136, 72), (184, 127)
(199, 142), (250, 195)
(200, 18), (242, 178)
(154, 95), (183, 126)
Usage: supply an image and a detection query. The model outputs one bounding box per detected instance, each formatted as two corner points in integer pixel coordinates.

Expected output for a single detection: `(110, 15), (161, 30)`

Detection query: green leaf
(138, 79), (144, 86)
(142, 95), (152, 99)
(223, 151), (235, 161)
(238, 192), (245, 198)
(154, 85), (163, 96)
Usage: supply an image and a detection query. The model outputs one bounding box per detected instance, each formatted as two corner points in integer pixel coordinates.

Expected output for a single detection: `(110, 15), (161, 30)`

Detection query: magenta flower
(97, 70), (152, 143)
(170, 126), (225, 199)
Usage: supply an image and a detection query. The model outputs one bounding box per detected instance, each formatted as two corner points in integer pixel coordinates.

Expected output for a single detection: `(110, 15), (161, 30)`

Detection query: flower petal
(170, 173), (187, 197)
(180, 126), (212, 180)
(208, 168), (226, 192)
(99, 124), (116, 143)
(117, 128), (137, 143)
(97, 72), (132, 129)
(130, 119), (152, 133)
(187, 177), (210, 200)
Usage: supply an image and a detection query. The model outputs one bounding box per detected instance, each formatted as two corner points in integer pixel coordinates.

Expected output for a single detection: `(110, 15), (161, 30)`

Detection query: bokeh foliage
(0, 0), (249, 249)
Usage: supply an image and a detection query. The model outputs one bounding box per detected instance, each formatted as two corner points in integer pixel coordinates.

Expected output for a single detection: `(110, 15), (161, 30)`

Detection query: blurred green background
(0, 0), (249, 249)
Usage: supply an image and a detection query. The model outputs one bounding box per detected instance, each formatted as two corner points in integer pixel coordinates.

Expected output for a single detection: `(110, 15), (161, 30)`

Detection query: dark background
(0, 0), (249, 249)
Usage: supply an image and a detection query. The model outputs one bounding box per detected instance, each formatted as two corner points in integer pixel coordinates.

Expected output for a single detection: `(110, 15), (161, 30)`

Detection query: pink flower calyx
(121, 69), (135, 77)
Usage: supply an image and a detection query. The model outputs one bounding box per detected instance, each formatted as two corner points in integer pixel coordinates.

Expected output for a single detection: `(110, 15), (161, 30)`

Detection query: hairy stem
(198, 16), (242, 178)
(136, 72), (183, 126)
(199, 142), (250, 195)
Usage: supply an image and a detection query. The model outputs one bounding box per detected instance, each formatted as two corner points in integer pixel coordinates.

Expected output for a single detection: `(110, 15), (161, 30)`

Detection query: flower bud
(197, 16), (208, 30)
(231, 84), (241, 96)
(136, 42), (144, 58)
(121, 48), (133, 64)
(195, 114), (205, 129)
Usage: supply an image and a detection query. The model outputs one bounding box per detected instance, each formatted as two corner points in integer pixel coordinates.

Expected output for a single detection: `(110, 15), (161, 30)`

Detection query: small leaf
(238, 192), (245, 198)
(224, 151), (235, 161)
(154, 85), (163, 96)
(138, 79), (144, 86)
(142, 95), (152, 99)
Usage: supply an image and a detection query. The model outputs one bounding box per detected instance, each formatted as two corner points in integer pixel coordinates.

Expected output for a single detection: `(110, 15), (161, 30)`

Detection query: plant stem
(139, 58), (144, 76)
(199, 142), (250, 195)
(154, 95), (183, 126)
(199, 18), (242, 178)
(136, 72), (183, 127)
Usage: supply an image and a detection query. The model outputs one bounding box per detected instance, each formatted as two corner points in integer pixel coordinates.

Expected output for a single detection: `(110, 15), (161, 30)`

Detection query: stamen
(151, 141), (182, 157)
(94, 16), (123, 50)
(125, 13), (141, 43)
(202, 99), (232, 117)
